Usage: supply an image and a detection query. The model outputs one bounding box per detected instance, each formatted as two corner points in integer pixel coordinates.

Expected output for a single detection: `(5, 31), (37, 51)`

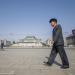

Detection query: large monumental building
(66, 29), (75, 46)
(11, 36), (43, 47)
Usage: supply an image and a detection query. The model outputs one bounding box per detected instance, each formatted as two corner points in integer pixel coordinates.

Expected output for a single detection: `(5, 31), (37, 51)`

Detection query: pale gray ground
(0, 48), (75, 75)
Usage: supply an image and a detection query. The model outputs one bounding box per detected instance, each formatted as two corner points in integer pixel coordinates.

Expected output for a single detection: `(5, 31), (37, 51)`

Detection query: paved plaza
(0, 47), (75, 75)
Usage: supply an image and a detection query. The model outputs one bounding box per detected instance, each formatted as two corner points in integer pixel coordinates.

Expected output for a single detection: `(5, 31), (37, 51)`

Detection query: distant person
(44, 18), (69, 69)
(1, 40), (4, 49)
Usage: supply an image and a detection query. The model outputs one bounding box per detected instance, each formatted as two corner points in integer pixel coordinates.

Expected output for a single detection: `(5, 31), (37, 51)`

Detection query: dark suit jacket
(53, 24), (64, 46)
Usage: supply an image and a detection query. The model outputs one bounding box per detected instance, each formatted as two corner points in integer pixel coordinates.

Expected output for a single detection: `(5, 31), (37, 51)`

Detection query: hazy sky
(0, 0), (75, 41)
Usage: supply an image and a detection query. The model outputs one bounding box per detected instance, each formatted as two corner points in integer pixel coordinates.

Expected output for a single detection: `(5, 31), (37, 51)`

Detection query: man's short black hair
(49, 18), (57, 23)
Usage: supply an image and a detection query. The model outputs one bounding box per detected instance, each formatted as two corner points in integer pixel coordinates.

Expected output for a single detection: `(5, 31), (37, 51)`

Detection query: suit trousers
(48, 45), (69, 66)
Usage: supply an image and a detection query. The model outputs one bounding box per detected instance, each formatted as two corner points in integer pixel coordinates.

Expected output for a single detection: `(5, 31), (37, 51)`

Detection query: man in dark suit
(45, 18), (69, 69)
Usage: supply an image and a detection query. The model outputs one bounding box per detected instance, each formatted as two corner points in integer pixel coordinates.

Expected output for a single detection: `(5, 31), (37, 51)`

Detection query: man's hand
(52, 41), (54, 44)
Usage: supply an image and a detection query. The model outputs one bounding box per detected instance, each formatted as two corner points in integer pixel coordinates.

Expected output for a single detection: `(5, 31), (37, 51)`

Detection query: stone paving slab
(0, 48), (74, 75)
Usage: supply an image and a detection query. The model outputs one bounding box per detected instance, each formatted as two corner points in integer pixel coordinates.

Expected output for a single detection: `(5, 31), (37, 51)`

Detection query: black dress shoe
(43, 61), (52, 66)
(61, 65), (69, 69)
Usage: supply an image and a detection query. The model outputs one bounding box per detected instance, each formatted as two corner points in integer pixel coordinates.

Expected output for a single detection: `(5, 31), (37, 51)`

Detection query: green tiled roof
(20, 36), (40, 43)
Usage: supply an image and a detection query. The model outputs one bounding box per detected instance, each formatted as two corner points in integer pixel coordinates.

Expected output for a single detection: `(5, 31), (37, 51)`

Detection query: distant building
(0, 39), (11, 47)
(72, 29), (75, 35)
(11, 36), (43, 47)
(66, 29), (75, 47)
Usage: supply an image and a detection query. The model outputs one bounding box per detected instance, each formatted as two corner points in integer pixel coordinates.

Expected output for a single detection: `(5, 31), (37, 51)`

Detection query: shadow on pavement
(54, 61), (62, 67)
(45, 56), (62, 67)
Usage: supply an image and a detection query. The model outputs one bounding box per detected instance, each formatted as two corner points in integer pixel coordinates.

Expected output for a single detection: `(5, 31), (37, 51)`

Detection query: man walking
(45, 18), (69, 69)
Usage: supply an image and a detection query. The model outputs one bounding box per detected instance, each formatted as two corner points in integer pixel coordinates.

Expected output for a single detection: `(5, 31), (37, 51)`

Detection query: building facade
(66, 29), (75, 47)
(11, 36), (43, 47)
(0, 39), (11, 47)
